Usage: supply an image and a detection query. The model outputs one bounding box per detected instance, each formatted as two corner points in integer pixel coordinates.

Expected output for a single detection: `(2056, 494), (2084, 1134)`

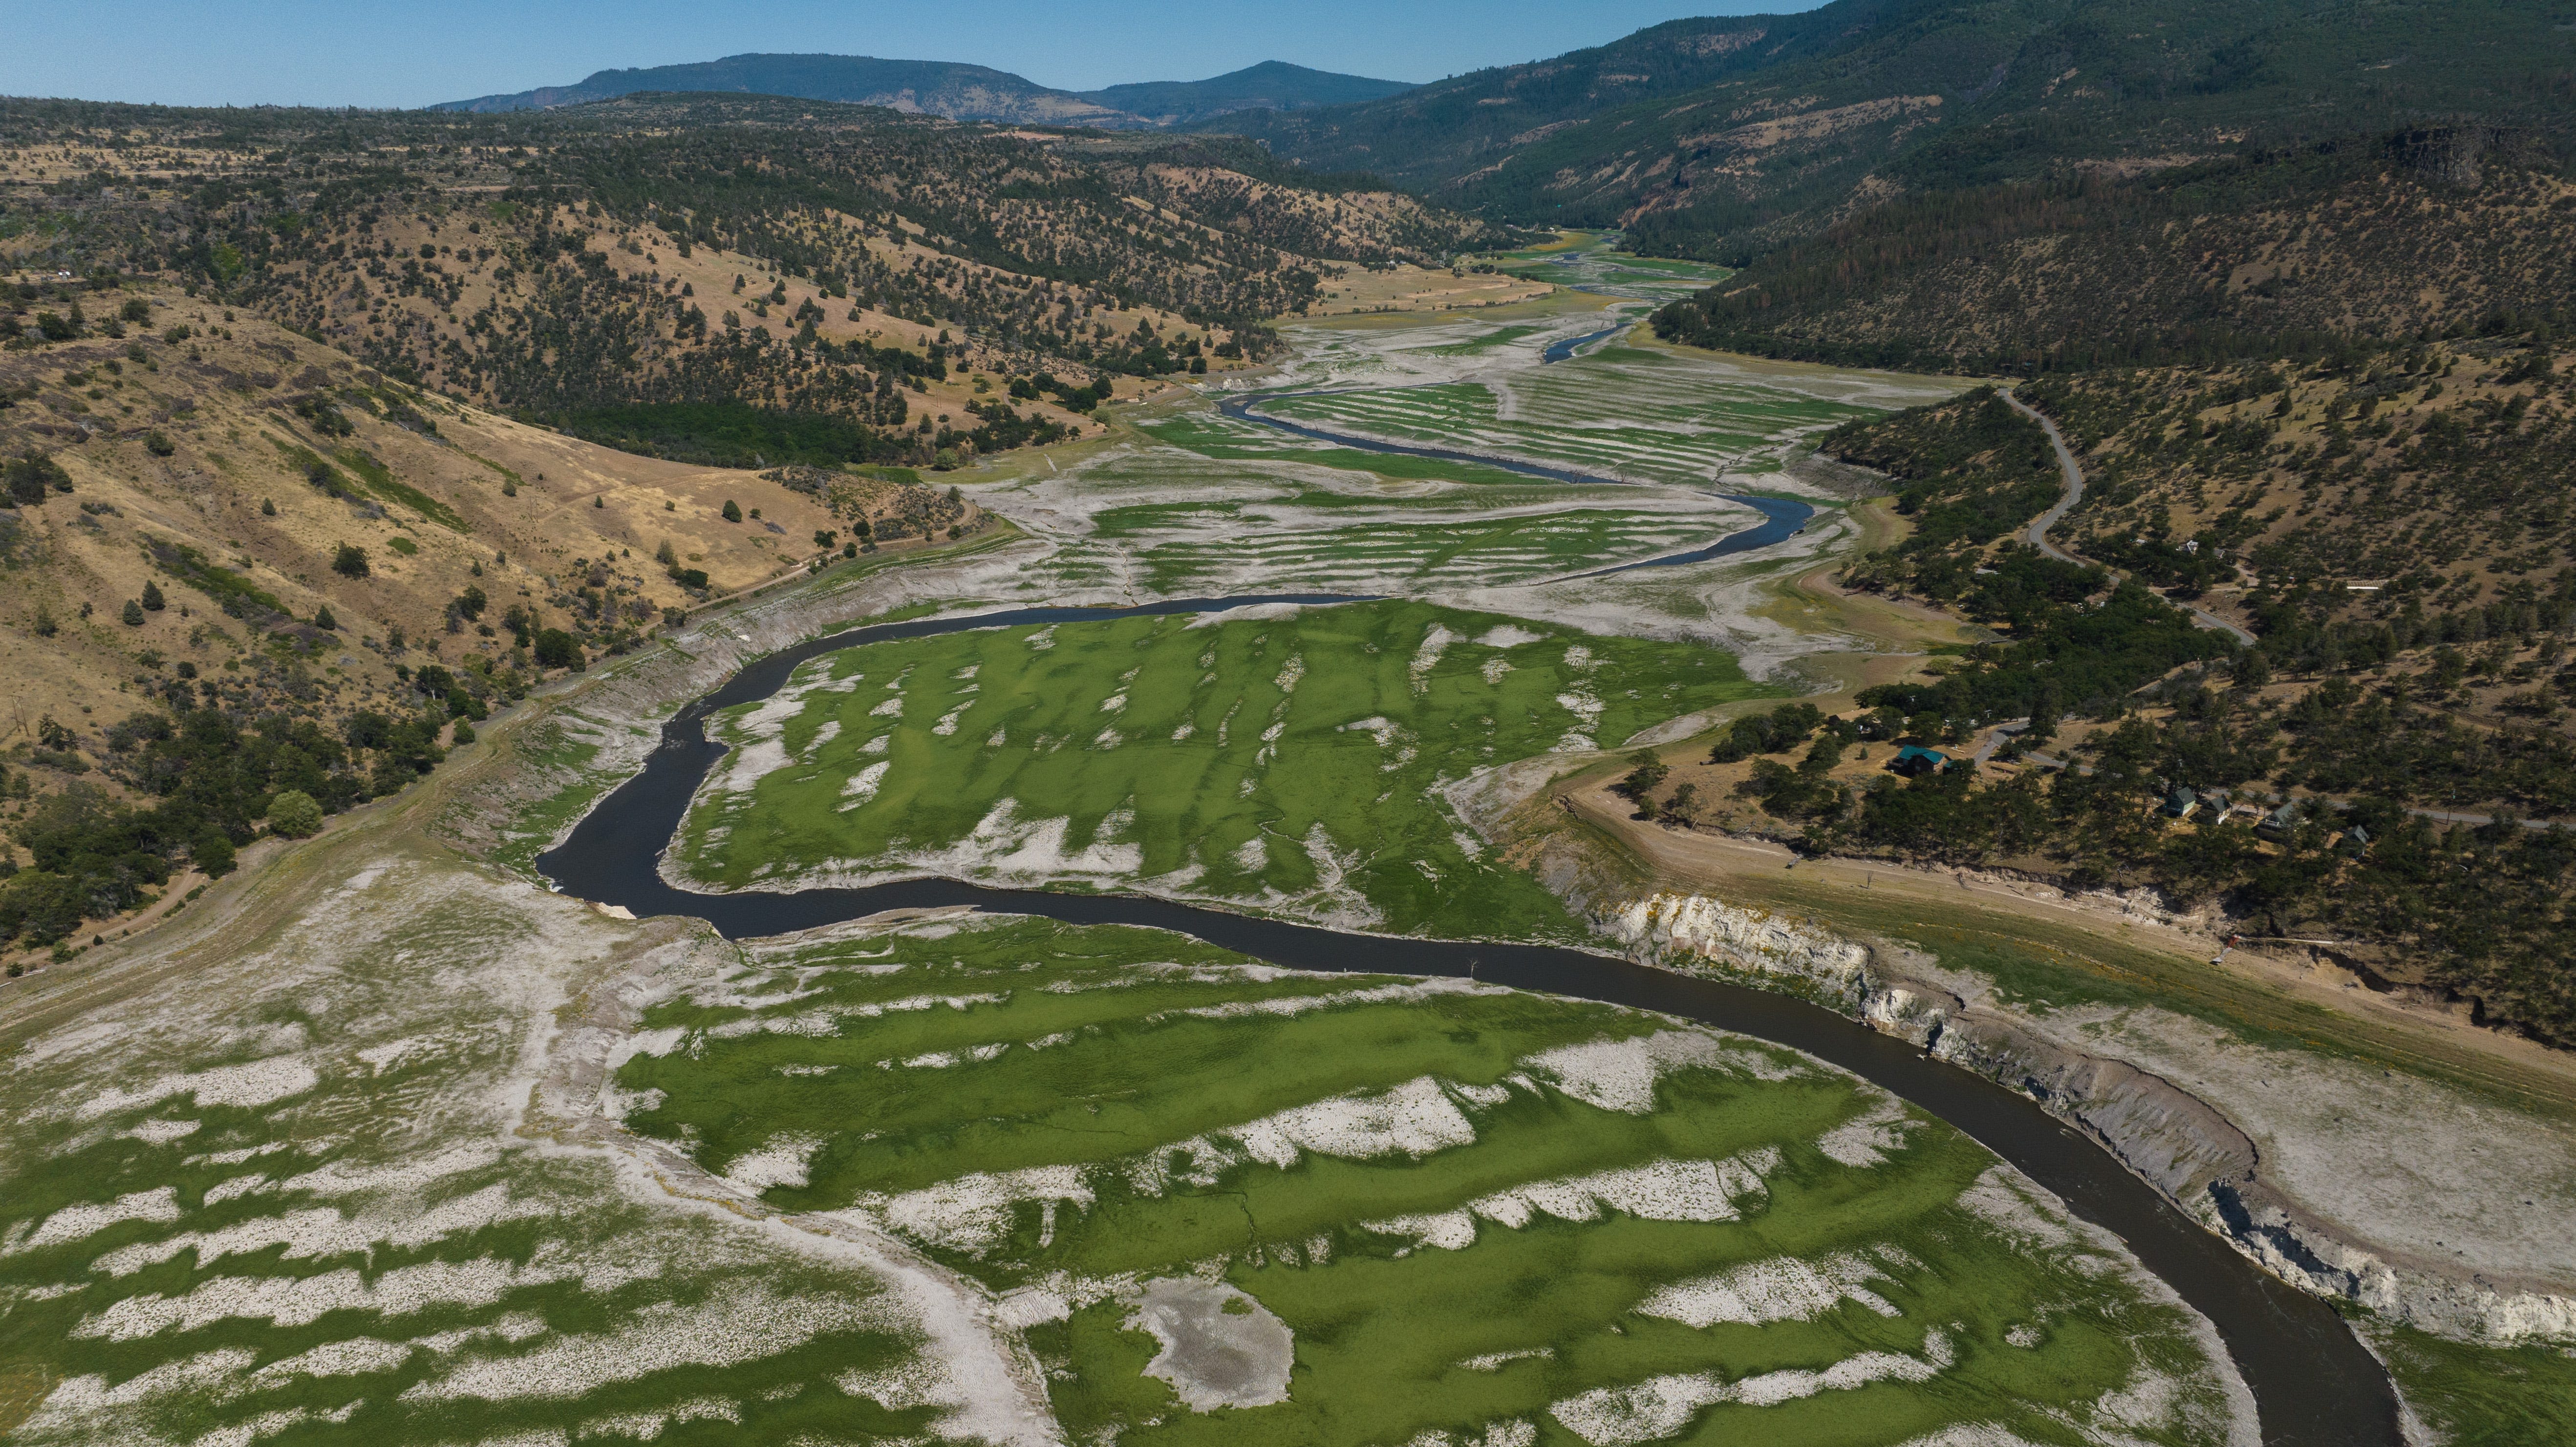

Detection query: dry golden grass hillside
(0, 285), (988, 781)
(0, 93), (1503, 469)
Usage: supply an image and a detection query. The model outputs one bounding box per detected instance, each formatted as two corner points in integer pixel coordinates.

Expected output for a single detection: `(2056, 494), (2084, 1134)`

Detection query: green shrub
(5, 453), (71, 507)
(193, 830), (236, 877)
(267, 789), (324, 838)
(533, 628), (583, 671)
(0, 870), (86, 947)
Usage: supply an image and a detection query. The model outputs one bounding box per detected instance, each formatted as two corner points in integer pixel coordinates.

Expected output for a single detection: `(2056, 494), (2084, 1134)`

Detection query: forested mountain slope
(1789, 340), (2576, 1043)
(1453, 5), (2576, 1048)
(0, 280), (1017, 961)
(1206, 0), (2576, 257)
(1650, 135), (2576, 370)
(1082, 62), (1417, 126)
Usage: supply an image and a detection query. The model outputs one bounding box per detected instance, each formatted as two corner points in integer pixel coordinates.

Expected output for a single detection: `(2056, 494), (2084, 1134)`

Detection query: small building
(2164, 786), (2200, 819)
(2257, 802), (2299, 839)
(1889, 746), (1947, 778)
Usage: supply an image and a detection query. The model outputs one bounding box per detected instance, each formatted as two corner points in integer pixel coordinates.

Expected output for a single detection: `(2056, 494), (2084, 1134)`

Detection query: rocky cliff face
(1604, 890), (2576, 1347)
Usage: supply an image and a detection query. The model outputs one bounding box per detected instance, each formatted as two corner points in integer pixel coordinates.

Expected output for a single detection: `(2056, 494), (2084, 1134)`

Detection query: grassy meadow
(1482, 233), (1741, 302)
(1257, 349), (1882, 489)
(614, 912), (2253, 1447)
(969, 299), (1963, 606)
(676, 601), (1776, 936)
(1038, 411), (1735, 593)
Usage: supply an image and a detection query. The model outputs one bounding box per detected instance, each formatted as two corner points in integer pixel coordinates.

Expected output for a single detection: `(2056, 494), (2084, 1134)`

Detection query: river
(540, 586), (2400, 1446)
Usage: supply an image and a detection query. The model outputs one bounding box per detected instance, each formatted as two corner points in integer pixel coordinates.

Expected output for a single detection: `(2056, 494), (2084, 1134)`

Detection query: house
(1889, 746), (1947, 778)
(2256, 802), (2299, 839)
(2164, 786), (2200, 819)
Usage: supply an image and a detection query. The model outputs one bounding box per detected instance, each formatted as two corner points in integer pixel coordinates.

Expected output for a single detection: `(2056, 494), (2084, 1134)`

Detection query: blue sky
(1, 0), (1812, 108)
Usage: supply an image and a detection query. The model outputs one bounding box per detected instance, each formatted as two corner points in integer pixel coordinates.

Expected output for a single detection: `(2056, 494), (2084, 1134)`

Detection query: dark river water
(1542, 324), (1628, 363)
(539, 588), (2399, 1447)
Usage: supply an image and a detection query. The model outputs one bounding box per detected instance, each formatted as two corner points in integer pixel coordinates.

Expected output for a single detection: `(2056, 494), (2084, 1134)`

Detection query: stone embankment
(1603, 892), (2576, 1345)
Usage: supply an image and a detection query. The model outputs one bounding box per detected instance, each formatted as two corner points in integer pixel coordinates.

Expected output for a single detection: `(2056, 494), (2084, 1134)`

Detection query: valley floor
(5, 271), (2571, 1445)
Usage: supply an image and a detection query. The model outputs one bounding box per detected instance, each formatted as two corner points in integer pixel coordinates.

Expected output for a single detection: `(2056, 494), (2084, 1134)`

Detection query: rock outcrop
(1604, 890), (2576, 1347)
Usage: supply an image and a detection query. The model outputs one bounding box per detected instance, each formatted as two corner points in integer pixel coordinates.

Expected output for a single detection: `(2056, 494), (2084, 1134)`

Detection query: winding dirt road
(2000, 386), (2257, 646)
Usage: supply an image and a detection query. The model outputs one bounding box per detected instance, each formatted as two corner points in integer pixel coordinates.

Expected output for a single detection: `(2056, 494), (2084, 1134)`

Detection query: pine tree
(141, 580), (166, 611)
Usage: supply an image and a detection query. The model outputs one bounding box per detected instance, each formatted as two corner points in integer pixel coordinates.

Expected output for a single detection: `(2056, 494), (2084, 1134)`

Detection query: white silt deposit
(1608, 894), (1874, 1008)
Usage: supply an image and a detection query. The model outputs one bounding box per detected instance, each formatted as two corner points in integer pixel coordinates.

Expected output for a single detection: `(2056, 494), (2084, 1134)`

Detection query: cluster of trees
(543, 400), (923, 471)
(0, 285), (154, 347)
(1006, 371), (1111, 410)
(1706, 702), (1826, 764)
(947, 399), (1068, 458)
(1826, 388), (2061, 595)
(1690, 672), (2576, 1043)
(5, 451), (75, 506)
(0, 705), (452, 952)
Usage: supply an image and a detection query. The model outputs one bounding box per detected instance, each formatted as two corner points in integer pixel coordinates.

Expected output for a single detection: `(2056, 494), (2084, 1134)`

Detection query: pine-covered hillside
(1205, 0), (2576, 258)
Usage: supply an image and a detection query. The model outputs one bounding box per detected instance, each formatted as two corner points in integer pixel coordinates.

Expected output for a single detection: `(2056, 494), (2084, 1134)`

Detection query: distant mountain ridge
(1083, 60), (1416, 125)
(432, 54), (1414, 128)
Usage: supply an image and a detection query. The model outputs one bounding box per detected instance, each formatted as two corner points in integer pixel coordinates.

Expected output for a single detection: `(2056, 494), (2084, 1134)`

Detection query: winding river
(541, 588), (2399, 1447)
(1541, 323), (1629, 363)
(536, 318), (2399, 1444)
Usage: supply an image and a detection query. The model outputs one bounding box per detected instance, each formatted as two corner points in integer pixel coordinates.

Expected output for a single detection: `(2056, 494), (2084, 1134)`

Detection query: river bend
(539, 592), (2399, 1447)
